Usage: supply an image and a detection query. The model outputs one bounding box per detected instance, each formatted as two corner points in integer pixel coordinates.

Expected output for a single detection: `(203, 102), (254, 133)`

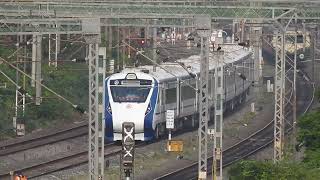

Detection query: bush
(229, 160), (320, 180)
(297, 110), (320, 149)
(1, 44), (89, 135)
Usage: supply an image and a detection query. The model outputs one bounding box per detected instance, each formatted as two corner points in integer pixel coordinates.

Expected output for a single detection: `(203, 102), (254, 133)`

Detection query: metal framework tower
(273, 30), (285, 161)
(86, 35), (105, 180)
(292, 25), (298, 159)
(251, 27), (262, 83)
(196, 16), (211, 180)
(1, 1), (317, 177)
(48, 31), (58, 68)
(213, 51), (224, 180)
(35, 35), (42, 105)
(98, 46), (106, 178)
(14, 35), (26, 135)
(273, 17), (298, 161)
(251, 0), (263, 83)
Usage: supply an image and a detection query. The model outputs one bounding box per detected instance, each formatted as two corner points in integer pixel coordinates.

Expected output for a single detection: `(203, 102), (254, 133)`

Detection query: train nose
(113, 104), (146, 133)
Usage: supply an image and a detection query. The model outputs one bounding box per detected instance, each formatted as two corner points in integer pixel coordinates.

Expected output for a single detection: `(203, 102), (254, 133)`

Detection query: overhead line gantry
(0, 1), (319, 180)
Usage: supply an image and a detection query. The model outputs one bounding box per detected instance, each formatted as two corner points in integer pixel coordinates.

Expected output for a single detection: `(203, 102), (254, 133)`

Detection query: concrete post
(108, 25), (113, 58)
(153, 20), (157, 72)
(31, 35), (37, 87)
(35, 35), (42, 105)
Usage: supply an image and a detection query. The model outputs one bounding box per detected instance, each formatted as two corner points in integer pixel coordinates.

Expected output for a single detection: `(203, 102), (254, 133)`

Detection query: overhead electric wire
(158, 39), (254, 82)
(122, 41), (199, 91)
(0, 69), (33, 99)
(0, 56), (86, 113)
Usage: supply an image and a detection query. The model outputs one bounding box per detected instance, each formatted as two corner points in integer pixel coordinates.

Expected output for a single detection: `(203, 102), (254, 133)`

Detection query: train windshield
(110, 86), (151, 103)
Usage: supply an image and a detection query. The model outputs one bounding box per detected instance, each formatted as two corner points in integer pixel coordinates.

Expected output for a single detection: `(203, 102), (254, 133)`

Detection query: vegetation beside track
(228, 109), (320, 180)
(0, 44), (88, 139)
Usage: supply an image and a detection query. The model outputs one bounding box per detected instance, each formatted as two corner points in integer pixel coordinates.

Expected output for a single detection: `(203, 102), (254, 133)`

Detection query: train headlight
(107, 104), (112, 115)
(145, 103), (152, 116)
(299, 54), (304, 60)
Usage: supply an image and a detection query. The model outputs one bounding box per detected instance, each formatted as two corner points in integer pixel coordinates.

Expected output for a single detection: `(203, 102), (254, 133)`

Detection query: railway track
(0, 142), (150, 179)
(0, 142), (117, 179)
(0, 121), (88, 157)
(156, 68), (315, 180)
(0, 91), (260, 179)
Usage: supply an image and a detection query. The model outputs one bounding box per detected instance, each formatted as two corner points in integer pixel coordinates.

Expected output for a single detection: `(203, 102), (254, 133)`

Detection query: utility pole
(87, 37), (100, 180)
(117, 24), (120, 71)
(213, 50), (224, 180)
(31, 35), (37, 87)
(35, 34), (42, 105)
(108, 22), (113, 59)
(311, 29), (316, 84)
(274, 30), (285, 162)
(251, 0), (262, 83)
(273, 16), (298, 162)
(48, 30), (58, 68)
(196, 15), (211, 180)
(14, 34), (26, 136)
(292, 22), (298, 160)
(152, 19), (157, 72)
(240, 19), (245, 43)
(86, 26), (105, 180)
(252, 27), (262, 83)
(99, 46), (106, 179)
(85, 18), (105, 180)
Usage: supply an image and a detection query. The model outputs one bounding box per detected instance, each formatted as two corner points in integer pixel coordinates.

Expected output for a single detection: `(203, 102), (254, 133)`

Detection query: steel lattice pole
(15, 34), (26, 134)
(213, 51), (224, 180)
(196, 16), (211, 180)
(292, 24), (298, 160)
(84, 18), (105, 180)
(87, 37), (105, 180)
(274, 30), (285, 162)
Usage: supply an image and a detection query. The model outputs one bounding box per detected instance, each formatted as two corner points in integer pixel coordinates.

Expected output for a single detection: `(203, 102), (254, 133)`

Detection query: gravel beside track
(0, 122), (88, 157)
(0, 143), (117, 179)
(155, 68), (315, 180)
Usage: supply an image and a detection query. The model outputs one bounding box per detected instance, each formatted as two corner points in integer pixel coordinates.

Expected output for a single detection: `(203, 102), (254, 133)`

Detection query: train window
(110, 86), (151, 103)
(287, 35), (304, 43)
(182, 84), (196, 100)
(218, 77), (222, 87)
(297, 35), (304, 43)
(165, 88), (176, 104)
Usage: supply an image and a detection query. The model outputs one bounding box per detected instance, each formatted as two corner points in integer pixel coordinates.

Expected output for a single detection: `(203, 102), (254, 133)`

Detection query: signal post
(120, 122), (135, 180)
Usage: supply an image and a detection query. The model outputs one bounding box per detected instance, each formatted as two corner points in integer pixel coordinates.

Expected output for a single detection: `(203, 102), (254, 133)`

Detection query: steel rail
(156, 68), (314, 180)
(0, 89), (252, 179)
(0, 143), (118, 179)
(0, 122), (88, 156)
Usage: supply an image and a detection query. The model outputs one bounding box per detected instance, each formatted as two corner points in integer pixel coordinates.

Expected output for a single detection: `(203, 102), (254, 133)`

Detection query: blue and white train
(105, 45), (253, 141)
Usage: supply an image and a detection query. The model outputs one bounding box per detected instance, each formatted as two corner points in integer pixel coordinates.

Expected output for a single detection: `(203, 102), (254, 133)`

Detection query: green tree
(297, 110), (320, 149)
(297, 110), (320, 169)
(229, 160), (320, 180)
(1, 43), (89, 137)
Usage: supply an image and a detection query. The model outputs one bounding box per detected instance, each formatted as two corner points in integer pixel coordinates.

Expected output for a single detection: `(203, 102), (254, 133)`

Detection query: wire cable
(0, 69), (33, 99)
(0, 56), (86, 113)
(122, 41), (199, 91)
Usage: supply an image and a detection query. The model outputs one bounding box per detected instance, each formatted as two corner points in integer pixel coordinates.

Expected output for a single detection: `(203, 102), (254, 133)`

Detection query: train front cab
(104, 72), (159, 141)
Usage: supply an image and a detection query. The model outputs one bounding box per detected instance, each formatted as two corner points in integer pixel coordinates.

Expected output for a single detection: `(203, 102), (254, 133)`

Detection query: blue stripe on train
(144, 78), (159, 141)
(104, 78), (114, 141)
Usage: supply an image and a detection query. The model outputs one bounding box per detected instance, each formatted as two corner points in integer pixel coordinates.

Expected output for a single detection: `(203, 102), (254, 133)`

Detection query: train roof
(122, 44), (252, 83)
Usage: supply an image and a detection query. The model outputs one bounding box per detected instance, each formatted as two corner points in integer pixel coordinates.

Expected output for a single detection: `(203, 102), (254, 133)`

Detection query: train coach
(104, 45), (253, 141)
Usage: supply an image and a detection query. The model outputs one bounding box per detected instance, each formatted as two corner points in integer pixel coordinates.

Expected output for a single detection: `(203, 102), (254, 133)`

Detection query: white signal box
(166, 110), (174, 129)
